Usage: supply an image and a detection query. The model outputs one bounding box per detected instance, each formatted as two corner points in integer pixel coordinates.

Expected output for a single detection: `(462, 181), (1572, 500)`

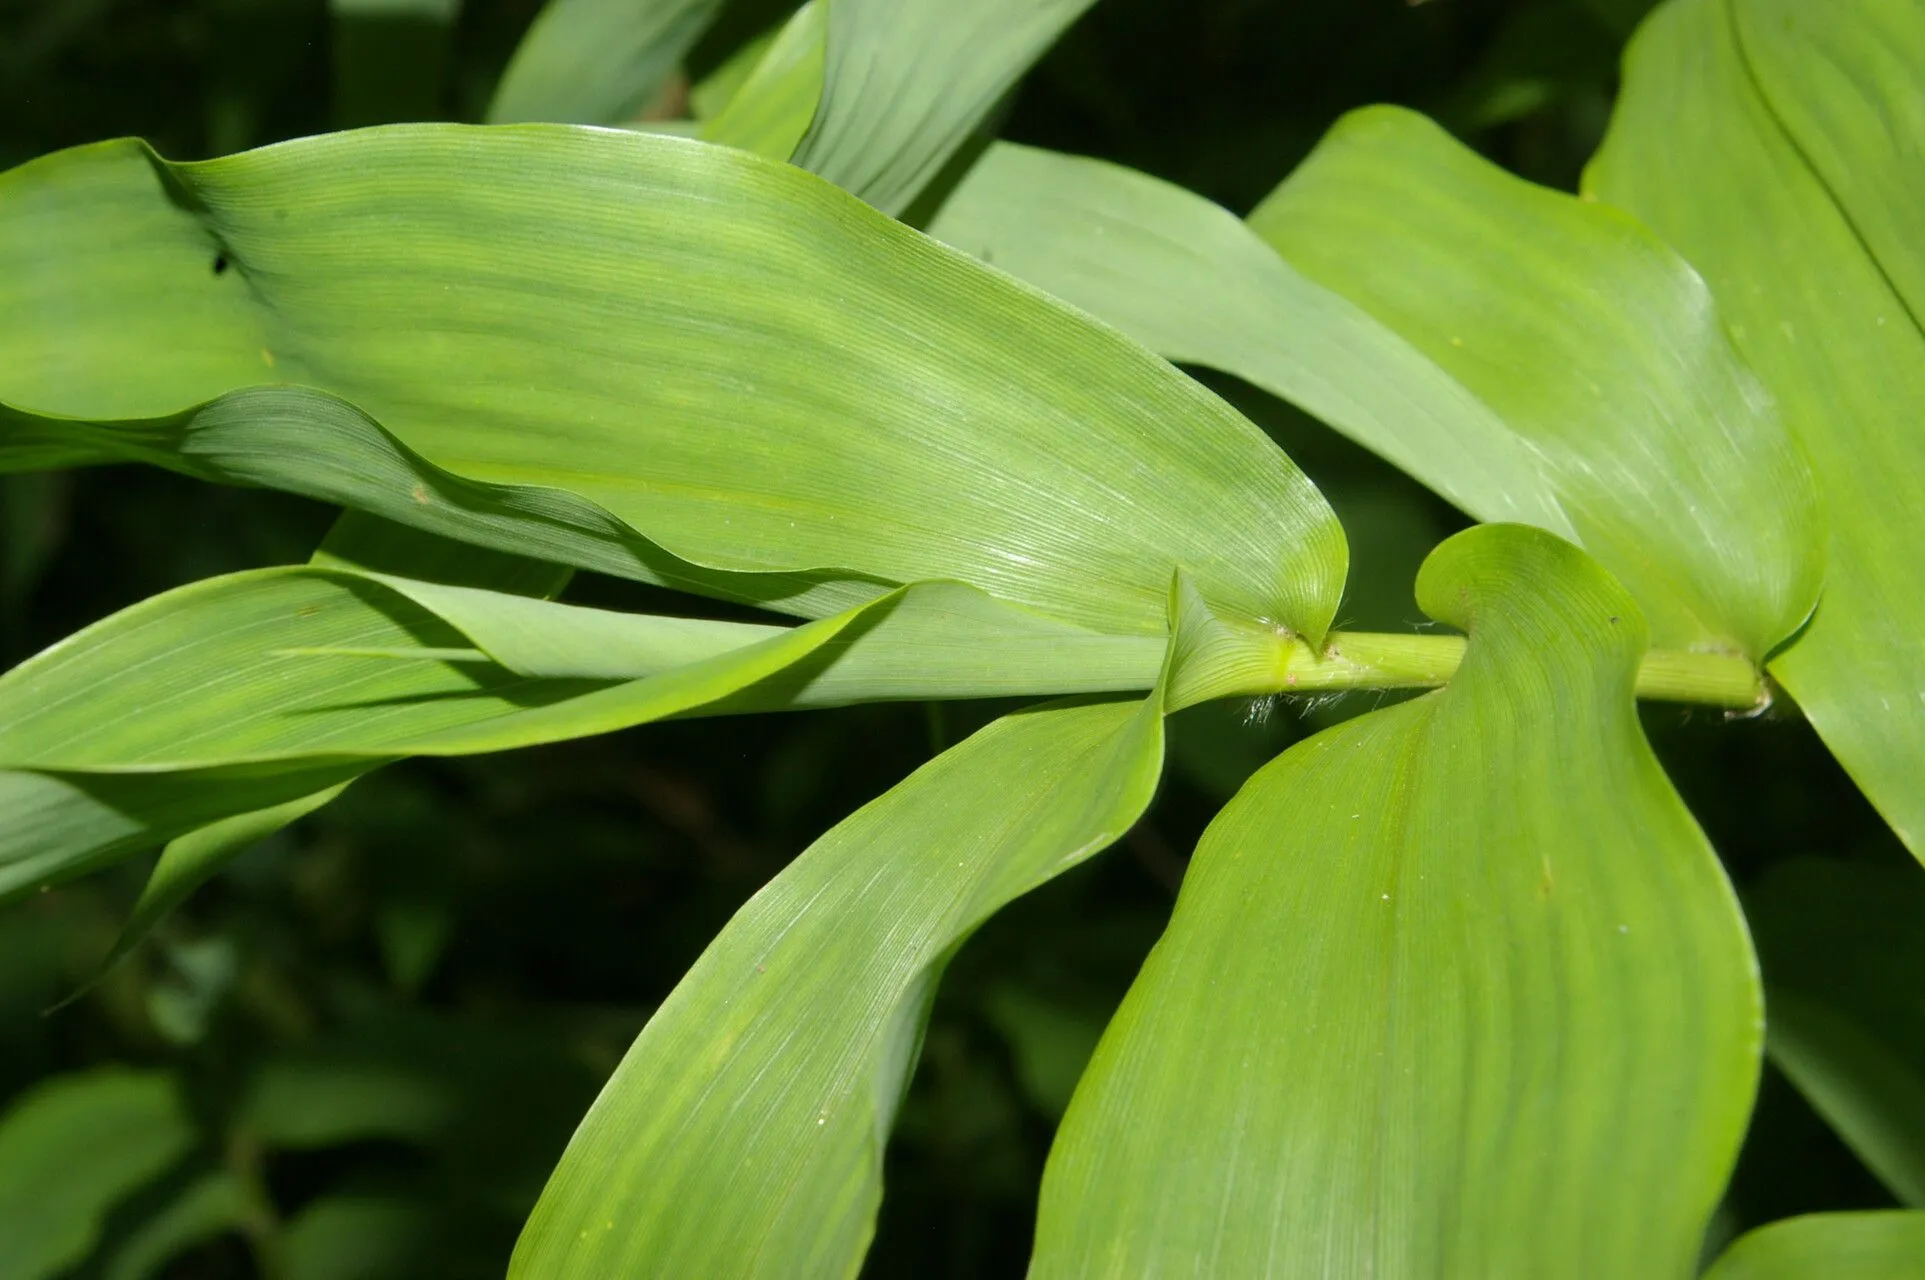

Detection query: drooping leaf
(486, 0), (724, 125)
(513, 692), (1164, 1277)
(1745, 858), (1925, 1206)
(0, 126), (1344, 643)
(0, 1068), (197, 1280)
(1587, 0), (1925, 855)
(90, 785), (352, 983)
(790, 0), (1097, 215)
(0, 571), (1165, 773)
(1031, 524), (1759, 1277)
(0, 762), (364, 901)
(0, 565), (1167, 894)
(1701, 1212), (1925, 1280)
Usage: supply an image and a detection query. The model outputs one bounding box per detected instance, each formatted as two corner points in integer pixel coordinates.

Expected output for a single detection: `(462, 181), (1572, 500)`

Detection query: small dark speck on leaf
(212, 253), (229, 275)
(1608, 616), (1620, 624)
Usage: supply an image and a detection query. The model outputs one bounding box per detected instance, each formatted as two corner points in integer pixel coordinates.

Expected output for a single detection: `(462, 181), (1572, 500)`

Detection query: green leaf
(103, 1173), (253, 1280)
(283, 1197), (439, 1280)
(1733, 0), (1925, 324)
(701, 0), (825, 160)
(1745, 858), (1925, 1206)
(934, 122), (1820, 660)
(486, 0), (724, 125)
(513, 692), (1165, 1276)
(1031, 524), (1759, 1277)
(1702, 1212), (1925, 1280)
(1246, 108), (1820, 658)
(92, 785), (351, 981)
(0, 571), (1162, 771)
(927, 141), (1566, 536)
(0, 126), (1343, 643)
(0, 1068), (197, 1280)
(1587, 0), (1925, 855)
(0, 763), (364, 901)
(791, 0), (1096, 215)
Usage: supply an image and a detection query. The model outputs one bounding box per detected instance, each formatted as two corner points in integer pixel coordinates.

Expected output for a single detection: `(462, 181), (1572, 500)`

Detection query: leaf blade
(1587, 0), (1925, 854)
(512, 693), (1164, 1277)
(0, 126), (1343, 641)
(1031, 524), (1760, 1277)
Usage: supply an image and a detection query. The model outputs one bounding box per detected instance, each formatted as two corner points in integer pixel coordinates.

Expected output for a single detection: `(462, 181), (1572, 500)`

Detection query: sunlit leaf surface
(934, 116), (1819, 659)
(1031, 524), (1759, 1277)
(514, 693), (1164, 1277)
(1588, 0), (1925, 855)
(0, 126), (1342, 643)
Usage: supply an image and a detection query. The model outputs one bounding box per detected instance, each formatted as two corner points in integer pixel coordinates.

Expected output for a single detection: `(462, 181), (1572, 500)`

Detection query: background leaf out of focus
(0, 0), (1913, 1276)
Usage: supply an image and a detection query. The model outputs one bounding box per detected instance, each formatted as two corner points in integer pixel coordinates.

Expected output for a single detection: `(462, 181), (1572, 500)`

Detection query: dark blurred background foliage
(0, 0), (1909, 1275)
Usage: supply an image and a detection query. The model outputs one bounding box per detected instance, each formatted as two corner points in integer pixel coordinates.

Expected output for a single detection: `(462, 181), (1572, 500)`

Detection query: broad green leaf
(927, 142), (1566, 535)
(78, 516), (576, 982)
(0, 571), (1163, 771)
(0, 1068), (197, 1280)
(513, 692), (1164, 1277)
(1245, 107), (1818, 659)
(0, 126), (1343, 643)
(0, 386), (866, 621)
(1587, 0), (1925, 854)
(1702, 1212), (1925, 1280)
(103, 1173), (252, 1280)
(1032, 524), (1759, 1277)
(790, 0), (1097, 215)
(1735, 0), (1925, 323)
(486, 0), (725, 125)
(1746, 859), (1925, 1206)
(701, 0), (825, 160)
(932, 123), (1820, 661)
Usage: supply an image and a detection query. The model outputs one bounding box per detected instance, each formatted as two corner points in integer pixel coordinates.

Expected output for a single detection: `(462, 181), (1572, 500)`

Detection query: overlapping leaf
(1702, 1212), (1925, 1280)
(513, 692), (1165, 1277)
(1031, 524), (1759, 1276)
(486, 0), (726, 125)
(0, 125), (1343, 643)
(790, 0), (1098, 215)
(1587, 0), (1925, 855)
(932, 115), (1821, 660)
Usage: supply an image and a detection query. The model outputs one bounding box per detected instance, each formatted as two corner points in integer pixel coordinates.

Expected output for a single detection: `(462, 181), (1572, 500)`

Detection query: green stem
(1271, 631), (1765, 711)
